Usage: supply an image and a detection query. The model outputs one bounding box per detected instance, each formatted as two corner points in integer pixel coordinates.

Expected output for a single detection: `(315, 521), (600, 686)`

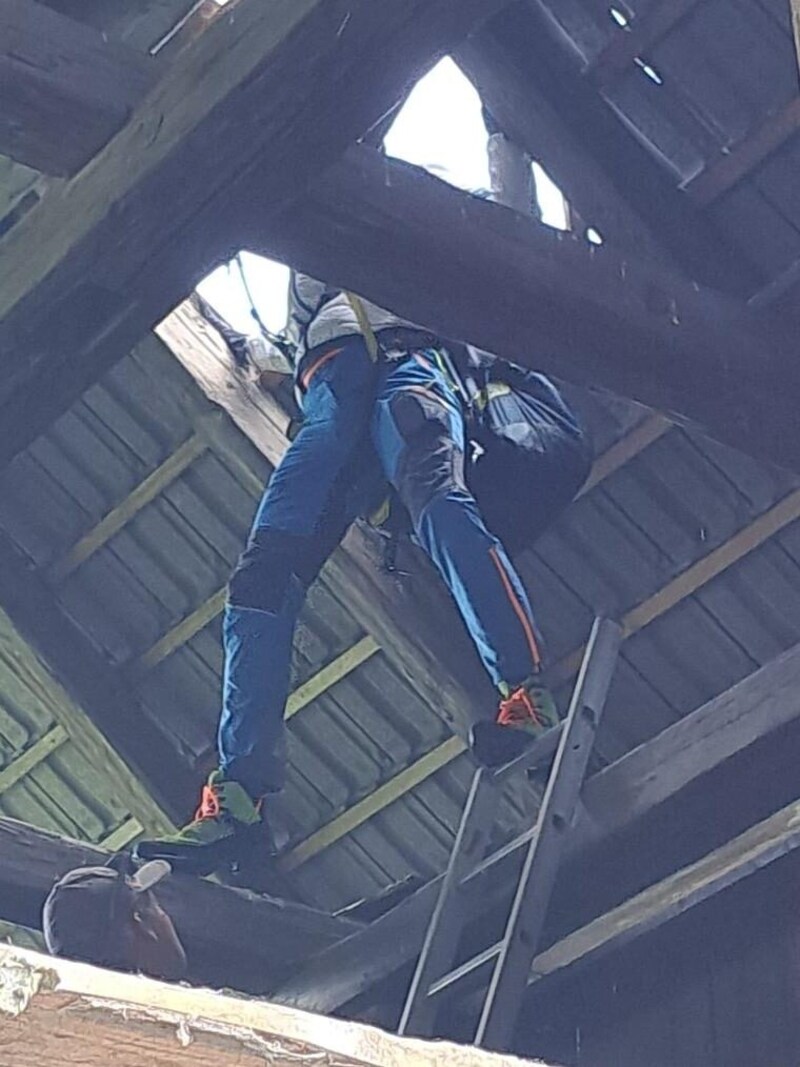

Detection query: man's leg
(137, 340), (375, 870)
(372, 351), (558, 765)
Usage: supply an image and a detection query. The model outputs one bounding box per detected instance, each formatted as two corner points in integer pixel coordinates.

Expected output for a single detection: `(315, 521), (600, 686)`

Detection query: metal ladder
(398, 617), (622, 1052)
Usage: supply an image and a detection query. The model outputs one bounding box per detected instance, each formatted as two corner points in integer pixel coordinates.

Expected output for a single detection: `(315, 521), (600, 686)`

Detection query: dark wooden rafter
(0, 0), (507, 462)
(0, 818), (361, 993)
(275, 641), (800, 1013)
(0, 0), (154, 176)
(254, 147), (800, 473)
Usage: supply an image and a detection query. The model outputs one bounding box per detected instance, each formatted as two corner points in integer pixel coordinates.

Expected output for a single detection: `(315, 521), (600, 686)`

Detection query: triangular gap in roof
(193, 57), (576, 339)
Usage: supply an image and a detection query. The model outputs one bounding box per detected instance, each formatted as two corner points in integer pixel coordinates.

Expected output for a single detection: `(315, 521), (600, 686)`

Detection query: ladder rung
(428, 940), (503, 999)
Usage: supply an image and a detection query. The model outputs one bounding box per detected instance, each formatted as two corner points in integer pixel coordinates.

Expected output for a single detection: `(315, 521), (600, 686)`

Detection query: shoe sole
(470, 721), (547, 769)
(134, 823), (266, 877)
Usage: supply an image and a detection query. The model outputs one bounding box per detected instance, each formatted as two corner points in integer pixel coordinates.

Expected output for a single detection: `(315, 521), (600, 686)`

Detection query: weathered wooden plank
(581, 641), (800, 838)
(0, 0), (154, 175)
(274, 643), (800, 1011)
(524, 795), (800, 990)
(0, 819), (363, 995)
(0, 0), (506, 459)
(0, 945), (542, 1067)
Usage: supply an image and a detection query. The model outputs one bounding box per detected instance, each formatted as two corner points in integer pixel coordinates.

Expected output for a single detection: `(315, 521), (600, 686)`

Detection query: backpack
(463, 355), (593, 552)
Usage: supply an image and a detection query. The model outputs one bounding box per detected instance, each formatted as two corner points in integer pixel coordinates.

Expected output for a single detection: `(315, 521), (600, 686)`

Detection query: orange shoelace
(497, 686), (545, 728)
(194, 784), (222, 821)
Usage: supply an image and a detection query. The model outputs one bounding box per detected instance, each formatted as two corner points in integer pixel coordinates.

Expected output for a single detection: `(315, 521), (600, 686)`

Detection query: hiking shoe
(135, 770), (264, 876)
(471, 680), (559, 768)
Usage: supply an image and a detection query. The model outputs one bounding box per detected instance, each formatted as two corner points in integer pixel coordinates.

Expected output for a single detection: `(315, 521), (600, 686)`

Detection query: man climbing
(137, 277), (591, 875)
(43, 858), (187, 980)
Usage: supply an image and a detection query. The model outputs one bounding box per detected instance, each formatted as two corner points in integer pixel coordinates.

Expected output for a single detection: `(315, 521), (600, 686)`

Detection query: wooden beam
(793, 0), (800, 73)
(253, 146), (797, 473)
(0, 529), (195, 821)
(0, 0), (154, 176)
(0, 0), (506, 463)
(585, 0), (703, 88)
(50, 426), (211, 582)
(0, 819), (362, 995)
(275, 642), (800, 1012)
(99, 817), (144, 853)
(282, 738), (467, 871)
(685, 97), (800, 205)
(134, 589), (227, 674)
(286, 636), (380, 720)
(578, 414), (670, 495)
(0, 945), (540, 1067)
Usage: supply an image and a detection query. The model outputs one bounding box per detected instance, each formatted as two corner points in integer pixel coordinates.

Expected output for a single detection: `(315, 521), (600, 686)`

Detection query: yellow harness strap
(474, 380), (512, 411)
(345, 292), (380, 363)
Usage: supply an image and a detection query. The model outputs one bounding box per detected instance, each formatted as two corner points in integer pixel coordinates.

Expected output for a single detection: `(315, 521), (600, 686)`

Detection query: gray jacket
(285, 273), (422, 371)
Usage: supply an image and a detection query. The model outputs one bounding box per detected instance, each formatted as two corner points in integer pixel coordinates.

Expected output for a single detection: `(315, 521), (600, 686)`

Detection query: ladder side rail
(398, 766), (501, 1035)
(474, 617), (622, 1051)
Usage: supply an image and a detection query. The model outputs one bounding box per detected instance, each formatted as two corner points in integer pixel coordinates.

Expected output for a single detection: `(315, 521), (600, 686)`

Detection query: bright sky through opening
(197, 58), (569, 336)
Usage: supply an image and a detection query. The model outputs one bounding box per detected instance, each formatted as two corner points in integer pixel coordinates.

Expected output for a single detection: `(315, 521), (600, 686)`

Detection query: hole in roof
(609, 6), (630, 28)
(634, 57), (664, 85)
(385, 58), (491, 193)
(195, 58), (573, 335)
(586, 227), (604, 245)
(532, 162), (569, 231)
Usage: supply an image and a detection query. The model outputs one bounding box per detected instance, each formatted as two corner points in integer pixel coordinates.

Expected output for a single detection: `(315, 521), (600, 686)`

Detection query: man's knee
(228, 528), (321, 612)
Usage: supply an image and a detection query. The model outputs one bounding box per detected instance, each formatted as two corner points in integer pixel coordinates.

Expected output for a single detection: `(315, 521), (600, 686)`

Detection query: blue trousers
(218, 338), (547, 796)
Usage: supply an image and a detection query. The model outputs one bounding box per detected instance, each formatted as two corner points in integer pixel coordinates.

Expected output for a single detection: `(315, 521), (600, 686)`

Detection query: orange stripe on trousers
(489, 546), (541, 670)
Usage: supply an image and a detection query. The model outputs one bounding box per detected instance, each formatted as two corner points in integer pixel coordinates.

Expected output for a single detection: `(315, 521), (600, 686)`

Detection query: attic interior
(1, 0), (800, 1064)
